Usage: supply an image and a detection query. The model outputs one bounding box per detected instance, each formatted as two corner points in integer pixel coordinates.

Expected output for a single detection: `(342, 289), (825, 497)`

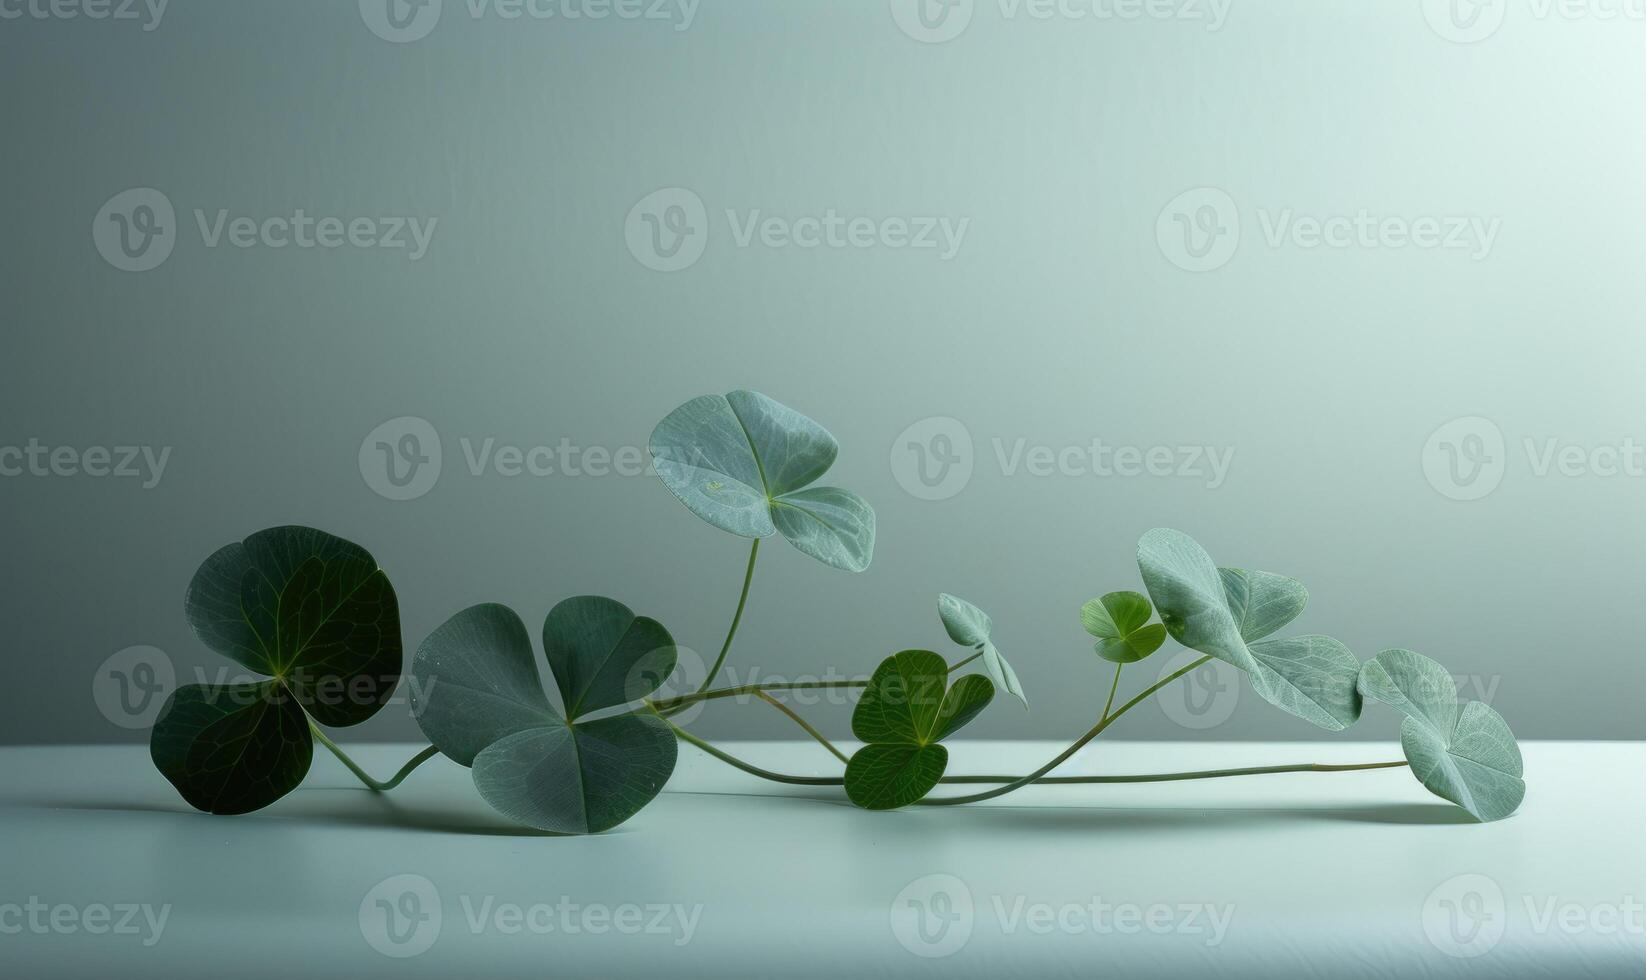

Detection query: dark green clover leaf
(1136, 528), (1361, 731)
(938, 593), (1025, 706)
(410, 598), (679, 834)
(844, 650), (994, 810)
(649, 390), (876, 572)
(1359, 649), (1524, 822)
(1080, 591), (1166, 663)
(152, 526), (402, 814)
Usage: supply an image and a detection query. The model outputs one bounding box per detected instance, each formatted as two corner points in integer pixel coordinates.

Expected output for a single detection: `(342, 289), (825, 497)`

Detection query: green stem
(755, 691), (850, 764)
(309, 723), (440, 792)
(667, 719), (841, 785)
(1100, 662), (1123, 721)
(935, 761), (1407, 784)
(917, 654), (1215, 806)
(652, 678), (868, 714)
(668, 727), (1404, 786)
(949, 651), (983, 672)
(697, 538), (760, 694)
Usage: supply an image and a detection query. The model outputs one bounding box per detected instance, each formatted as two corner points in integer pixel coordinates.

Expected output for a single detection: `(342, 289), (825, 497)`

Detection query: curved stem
(756, 691), (849, 764)
(666, 719), (842, 785)
(1100, 663), (1123, 721)
(652, 678), (868, 714)
(308, 724), (440, 792)
(697, 538), (760, 694)
(935, 761), (1407, 784)
(917, 654), (1214, 806)
(669, 730), (1404, 786)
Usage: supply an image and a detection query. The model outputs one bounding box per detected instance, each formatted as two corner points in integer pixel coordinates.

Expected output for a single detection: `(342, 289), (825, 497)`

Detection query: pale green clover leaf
(1136, 528), (1361, 731)
(938, 592), (1026, 706)
(649, 390), (875, 572)
(1359, 649), (1524, 822)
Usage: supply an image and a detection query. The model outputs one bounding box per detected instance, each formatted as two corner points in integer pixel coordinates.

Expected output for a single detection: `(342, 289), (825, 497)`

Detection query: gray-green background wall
(3, 0), (1638, 744)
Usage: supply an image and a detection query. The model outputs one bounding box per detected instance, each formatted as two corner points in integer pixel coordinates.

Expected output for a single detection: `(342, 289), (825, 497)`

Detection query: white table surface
(1, 740), (1637, 978)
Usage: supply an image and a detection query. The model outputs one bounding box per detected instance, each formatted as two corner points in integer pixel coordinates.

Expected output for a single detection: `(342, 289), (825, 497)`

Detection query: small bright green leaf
(1081, 591), (1166, 663)
(542, 596), (676, 720)
(937, 593), (1026, 706)
(649, 390), (876, 572)
(846, 652), (995, 810)
(150, 681), (313, 815)
(184, 525), (402, 727)
(410, 604), (552, 767)
(844, 744), (948, 810)
(471, 711), (678, 834)
(851, 650), (948, 745)
(1220, 568), (1308, 642)
(1359, 649), (1523, 821)
(849, 655), (987, 810)
(1080, 590), (1151, 637)
(410, 599), (680, 833)
(1137, 528), (1360, 730)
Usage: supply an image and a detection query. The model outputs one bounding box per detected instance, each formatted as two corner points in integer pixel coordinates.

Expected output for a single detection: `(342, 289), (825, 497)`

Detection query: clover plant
(149, 390), (1525, 830)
